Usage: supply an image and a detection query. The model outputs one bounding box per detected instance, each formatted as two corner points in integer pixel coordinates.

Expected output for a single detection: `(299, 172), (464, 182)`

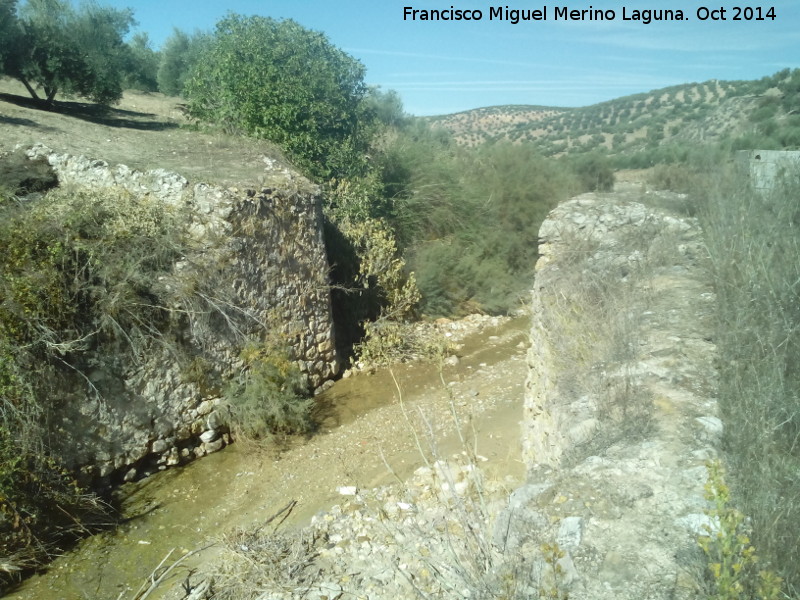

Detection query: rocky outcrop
(21, 145), (339, 482)
(516, 187), (719, 599)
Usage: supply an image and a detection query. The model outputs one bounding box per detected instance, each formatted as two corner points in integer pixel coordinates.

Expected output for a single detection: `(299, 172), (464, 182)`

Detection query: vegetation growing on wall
(699, 461), (782, 600)
(0, 183), (191, 582)
(320, 171), (420, 361)
(223, 343), (314, 439)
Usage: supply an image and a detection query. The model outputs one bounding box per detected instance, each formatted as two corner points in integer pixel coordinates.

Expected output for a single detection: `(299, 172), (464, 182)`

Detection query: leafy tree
(0, 0), (22, 76)
(184, 14), (369, 179)
(569, 151), (615, 192)
(363, 87), (408, 129)
(2, 0), (134, 105)
(156, 28), (208, 96)
(122, 31), (159, 92)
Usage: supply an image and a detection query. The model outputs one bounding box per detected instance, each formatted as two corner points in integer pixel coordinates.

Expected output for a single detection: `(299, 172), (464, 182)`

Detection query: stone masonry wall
(518, 187), (720, 599)
(23, 144), (339, 482)
(188, 187), (724, 600)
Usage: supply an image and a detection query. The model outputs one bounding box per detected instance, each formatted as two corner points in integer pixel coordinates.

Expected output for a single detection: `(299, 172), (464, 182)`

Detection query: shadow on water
(118, 503), (162, 525)
(312, 359), (442, 430)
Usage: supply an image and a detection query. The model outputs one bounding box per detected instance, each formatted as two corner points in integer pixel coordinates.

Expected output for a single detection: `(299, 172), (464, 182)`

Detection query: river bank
(7, 316), (529, 600)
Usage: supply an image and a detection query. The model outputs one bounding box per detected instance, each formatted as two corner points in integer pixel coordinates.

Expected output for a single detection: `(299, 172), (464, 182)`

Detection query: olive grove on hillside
(0, 0), (134, 105)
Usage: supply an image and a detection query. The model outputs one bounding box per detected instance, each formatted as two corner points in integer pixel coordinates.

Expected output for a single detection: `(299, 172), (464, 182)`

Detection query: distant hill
(427, 69), (800, 158)
(427, 105), (566, 146)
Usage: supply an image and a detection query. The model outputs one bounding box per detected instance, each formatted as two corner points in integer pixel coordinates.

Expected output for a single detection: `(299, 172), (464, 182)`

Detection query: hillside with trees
(1, 1), (799, 596)
(429, 70), (800, 163)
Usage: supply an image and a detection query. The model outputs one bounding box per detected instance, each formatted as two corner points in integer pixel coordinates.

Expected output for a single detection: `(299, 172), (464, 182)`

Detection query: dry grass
(0, 79), (293, 187)
(212, 528), (323, 600)
(699, 165), (800, 596)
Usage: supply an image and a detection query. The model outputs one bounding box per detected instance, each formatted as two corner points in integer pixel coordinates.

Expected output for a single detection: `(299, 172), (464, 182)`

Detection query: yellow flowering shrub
(699, 461), (782, 600)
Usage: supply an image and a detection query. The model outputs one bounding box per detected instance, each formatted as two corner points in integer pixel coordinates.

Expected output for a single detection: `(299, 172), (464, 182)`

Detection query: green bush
(185, 14), (369, 179)
(0, 184), (188, 580)
(223, 344), (314, 438)
(0, 185), (181, 353)
(568, 151), (615, 191)
(728, 132), (781, 152)
(749, 101), (779, 123)
(647, 163), (702, 195)
(156, 28), (209, 96)
(377, 131), (580, 316)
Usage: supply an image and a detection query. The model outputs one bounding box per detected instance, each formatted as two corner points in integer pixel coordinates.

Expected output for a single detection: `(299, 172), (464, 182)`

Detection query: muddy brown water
(7, 317), (530, 600)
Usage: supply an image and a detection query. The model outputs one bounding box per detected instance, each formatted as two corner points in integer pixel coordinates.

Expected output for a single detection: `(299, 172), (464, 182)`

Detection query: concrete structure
(736, 149), (800, 191)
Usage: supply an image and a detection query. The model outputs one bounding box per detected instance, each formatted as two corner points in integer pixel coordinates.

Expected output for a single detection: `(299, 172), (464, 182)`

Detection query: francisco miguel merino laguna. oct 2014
(404, 5), (693, 24)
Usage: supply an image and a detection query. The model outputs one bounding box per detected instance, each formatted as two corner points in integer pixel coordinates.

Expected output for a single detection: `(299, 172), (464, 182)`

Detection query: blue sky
(99, 1), (798, 115)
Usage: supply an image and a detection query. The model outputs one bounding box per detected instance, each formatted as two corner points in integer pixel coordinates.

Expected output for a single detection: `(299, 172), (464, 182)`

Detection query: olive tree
(122, 32), (159, 92)
(184, 14), (369, 179)
(0, 0), (22, 75)
(2, 0), (134, 105)
(156, 28), (209, 97)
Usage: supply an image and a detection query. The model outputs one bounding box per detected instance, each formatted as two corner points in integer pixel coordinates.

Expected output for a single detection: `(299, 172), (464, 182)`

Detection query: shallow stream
(7, 316), (529, 600)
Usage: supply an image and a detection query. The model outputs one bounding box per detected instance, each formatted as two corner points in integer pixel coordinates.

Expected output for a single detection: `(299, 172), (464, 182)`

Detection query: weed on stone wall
(324, 179), (423, 366)
(0, 183), (187, 585)
(222, 341), (315, 440)
(698, 461), (782, 600)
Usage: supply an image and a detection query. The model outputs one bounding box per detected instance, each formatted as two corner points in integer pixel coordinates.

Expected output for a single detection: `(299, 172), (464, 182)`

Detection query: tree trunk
(17, 76), (40, 101)
(44, 85), (58, 108)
